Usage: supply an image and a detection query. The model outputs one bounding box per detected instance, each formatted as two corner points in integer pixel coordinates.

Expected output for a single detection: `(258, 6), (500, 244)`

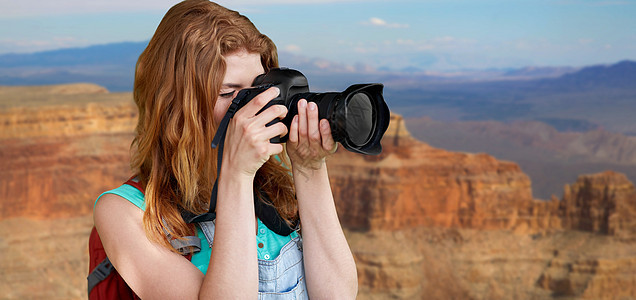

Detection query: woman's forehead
(222, 50), (264, 87)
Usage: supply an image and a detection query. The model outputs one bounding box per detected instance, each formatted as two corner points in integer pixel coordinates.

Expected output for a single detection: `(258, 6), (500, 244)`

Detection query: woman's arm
(95, 87), (288, 299)
(199, 172), (259, 298)
(94, 179), (258, 299)
(94, 194), (204, 299)
(294, 163), (358, 299)
(287, 99), (358, 299)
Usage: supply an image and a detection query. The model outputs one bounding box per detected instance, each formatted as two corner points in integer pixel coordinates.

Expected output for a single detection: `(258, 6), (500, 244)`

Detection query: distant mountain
(0, 41), (147, 92)
(1, 41), (635, 112)
(0, 41), (147, 68)
(502, 66), (578, 79)
(537, 60), (636, 90)
(382, 59), (636, 137)
(2, 40), (614, 93)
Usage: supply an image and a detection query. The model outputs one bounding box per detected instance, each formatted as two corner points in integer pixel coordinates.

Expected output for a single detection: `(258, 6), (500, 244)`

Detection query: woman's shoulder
(94, 183), (146, 211)
(93, 183), (146, 232)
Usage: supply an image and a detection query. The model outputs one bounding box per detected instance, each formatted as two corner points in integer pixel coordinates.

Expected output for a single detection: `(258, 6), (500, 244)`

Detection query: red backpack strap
(88, 177), (145, 299)
(123, 176), (144, 194)
(88, 227), (139, 300)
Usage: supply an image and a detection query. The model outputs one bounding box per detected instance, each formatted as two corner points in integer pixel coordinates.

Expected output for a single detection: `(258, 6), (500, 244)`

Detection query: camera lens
(250, 68), (389, 155)
(345, 92), (374, 146)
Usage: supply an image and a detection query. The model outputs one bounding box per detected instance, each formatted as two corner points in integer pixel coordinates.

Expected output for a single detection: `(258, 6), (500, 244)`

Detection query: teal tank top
(95, 184), (299, 274)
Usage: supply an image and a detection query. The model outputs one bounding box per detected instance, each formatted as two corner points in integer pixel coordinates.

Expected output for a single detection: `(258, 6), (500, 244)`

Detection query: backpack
(87, 177), (201, 299)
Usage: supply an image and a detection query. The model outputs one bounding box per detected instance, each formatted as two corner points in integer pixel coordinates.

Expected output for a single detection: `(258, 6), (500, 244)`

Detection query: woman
(93, 0), (358, 298)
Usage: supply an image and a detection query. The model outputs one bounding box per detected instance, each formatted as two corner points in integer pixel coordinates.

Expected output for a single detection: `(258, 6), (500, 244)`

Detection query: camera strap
(181, 96), (296, 237)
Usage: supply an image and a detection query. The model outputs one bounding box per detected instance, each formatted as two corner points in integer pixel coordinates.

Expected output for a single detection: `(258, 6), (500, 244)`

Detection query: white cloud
(284, 44), (301, 53)
(0, 37), (90, 53)
(343, 36), (477, 57)
(369, 17), (387, 26)
(362, 17), (409, 29)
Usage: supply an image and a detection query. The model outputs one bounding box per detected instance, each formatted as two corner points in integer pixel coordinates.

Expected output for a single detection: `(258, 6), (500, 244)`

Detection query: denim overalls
(198, 220), (309, 299)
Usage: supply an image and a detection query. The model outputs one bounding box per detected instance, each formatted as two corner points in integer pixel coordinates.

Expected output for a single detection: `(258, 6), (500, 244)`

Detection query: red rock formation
(327, 113), (561, 232)
(560, 171), (636, 239)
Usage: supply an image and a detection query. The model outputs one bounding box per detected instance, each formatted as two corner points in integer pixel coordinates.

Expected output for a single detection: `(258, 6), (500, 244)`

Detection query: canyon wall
(561, 171), (636, 239)
(328, 114), (563, 233)
(0, 84), (136, 220)
(1, 84), (635, 299)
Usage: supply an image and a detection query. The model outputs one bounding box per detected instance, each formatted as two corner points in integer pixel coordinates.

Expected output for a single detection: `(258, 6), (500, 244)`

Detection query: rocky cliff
(327, 114), (562, 233)
(0, 84), (136, 220)
(561, 171), (636, 239)
(1, 84), (635, 299)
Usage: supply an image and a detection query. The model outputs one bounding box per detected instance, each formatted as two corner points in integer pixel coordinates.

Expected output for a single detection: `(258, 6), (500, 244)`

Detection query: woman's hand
(286, 99), (338, 173)
(221, 87), (288, 178)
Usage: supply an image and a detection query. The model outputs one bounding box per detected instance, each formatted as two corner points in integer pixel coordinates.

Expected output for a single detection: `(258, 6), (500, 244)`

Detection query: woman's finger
(320, 119), (337, 153)
(288, 115), (299, 144)
(235, 87), (280, 119)
(266, 143), (285, 157)
(260, 121), (288, 142)
(297, 99), (308, 142)
(251, 104), (287, 128)
(307, 101), (320, 147)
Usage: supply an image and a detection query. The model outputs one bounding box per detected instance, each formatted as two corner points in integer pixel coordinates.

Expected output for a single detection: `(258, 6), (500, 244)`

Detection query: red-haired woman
(93, 0), (357, 299)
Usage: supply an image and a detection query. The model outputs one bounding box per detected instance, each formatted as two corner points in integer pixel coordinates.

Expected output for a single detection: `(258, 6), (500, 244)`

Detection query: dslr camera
(220, 67), (390, 155)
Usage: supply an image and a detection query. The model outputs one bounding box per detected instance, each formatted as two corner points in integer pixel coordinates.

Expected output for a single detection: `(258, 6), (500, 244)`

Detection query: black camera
(228, 68), (390, 155)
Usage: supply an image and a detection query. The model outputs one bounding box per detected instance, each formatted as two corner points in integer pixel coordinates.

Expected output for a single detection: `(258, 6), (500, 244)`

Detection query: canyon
(1, 84), (635, 299)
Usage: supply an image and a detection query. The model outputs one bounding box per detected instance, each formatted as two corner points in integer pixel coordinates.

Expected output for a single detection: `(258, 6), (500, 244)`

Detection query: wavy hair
(131, 0), (296, 252)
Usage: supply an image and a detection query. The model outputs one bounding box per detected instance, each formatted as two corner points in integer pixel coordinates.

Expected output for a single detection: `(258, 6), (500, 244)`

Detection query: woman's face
(213, 49), (265, 128)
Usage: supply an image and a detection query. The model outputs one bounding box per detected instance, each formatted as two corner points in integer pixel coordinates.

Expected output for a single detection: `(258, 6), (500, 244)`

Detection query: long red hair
(131, 0), (296, 252)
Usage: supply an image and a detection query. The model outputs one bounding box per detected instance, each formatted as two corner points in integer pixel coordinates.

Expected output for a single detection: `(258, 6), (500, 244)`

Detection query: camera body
(232, 68), (311, 143)
(230, 67), (389, 155)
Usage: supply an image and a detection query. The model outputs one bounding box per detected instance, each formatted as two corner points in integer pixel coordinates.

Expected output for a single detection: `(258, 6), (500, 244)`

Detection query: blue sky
(1, 0), (635, 71)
